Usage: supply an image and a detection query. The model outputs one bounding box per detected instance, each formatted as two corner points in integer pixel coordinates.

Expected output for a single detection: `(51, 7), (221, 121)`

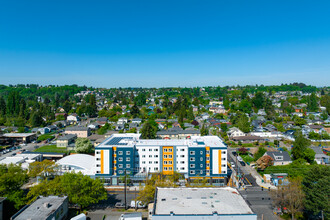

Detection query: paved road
(240, 187), (279, 220)
(0, 142), (42, 159)
(228, 147), (279, 220)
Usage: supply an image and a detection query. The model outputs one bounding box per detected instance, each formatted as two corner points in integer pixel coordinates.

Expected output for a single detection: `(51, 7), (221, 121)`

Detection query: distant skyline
(1, 0), (330, 87)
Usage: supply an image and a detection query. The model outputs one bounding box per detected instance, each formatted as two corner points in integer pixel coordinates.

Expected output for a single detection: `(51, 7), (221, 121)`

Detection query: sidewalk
(248, 167), (277, 190)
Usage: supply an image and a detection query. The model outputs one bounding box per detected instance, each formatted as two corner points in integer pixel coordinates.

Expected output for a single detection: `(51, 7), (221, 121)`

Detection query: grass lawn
(34, 145), (69, 153)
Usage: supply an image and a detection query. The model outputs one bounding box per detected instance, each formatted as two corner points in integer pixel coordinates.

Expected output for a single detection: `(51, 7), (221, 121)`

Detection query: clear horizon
(1, 0), (330, 87)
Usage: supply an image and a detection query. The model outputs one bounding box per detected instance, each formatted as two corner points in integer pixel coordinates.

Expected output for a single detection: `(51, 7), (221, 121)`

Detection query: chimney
(43, 202), (51, 208)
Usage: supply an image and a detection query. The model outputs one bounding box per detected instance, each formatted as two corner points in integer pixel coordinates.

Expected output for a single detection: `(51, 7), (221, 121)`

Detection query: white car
(230, 162), (236, 168)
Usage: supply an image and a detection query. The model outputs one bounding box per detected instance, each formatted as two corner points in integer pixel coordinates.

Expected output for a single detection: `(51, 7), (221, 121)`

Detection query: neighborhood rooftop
(154, 187), (255, 215)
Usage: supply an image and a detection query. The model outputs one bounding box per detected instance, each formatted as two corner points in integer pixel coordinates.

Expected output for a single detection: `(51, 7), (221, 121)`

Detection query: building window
(118, 164), (123, 168)
(154, 161), (158, 164)
(200, 151), (203, 154)
(126, 158), (130, 162)
(164, 161), (168, 165)
(154, 155), (158, 158)
(190, 164), (195, 168)
(168, 148), (173, 152)
(180, 155), (185, 158)
(154, 149), (158, 151)
(149, 155), (152, 158)
(142, 155), (146, 158)
(149, 161), (152, 164)
(118, 170), (123, 174)
(206, 157), (210, 161)
(142, 161), (146, 164)
(200, 164), (203, 168)
(180, 167), (185, 170)
(164, 155), (168, 158)
(168, 155), (172, 158)
(206, 163), (210, 167)
(190, 170), (195, 175)
(190, 157), (195, 162)
(180, 149), (185, 151)
(222, 151), (226, 154)
(96, 158), (101, 161)
(96, 151), (100, 154)
(126, 151), (130, 155)
(118, 157), (123, 162)
(164, 149), (168, 152)
(222, 164), (226, 167)
(200, 157), (203, 161)
(164, 167), (168, 171)
(221, 158), (226, 160)
(180, 161), (185, 164)
(96, 164), (100, 167)
(154, 167), (158, 171)
(96, 171), (100, 173)
(126, 164), (130, 168)
(118, 151), (123, 155)
(142, 149), (146, 151)
(206, 150), (210, 154)
(190, 151), (195, 155)
(200, 170), (203, 174)
(169, 167), (173, 171)
(168, 161), (172, 165)
(222, 171), (226, 174)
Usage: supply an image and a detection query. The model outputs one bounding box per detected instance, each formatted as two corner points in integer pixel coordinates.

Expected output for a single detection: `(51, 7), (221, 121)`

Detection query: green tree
(252, 92), (265, 109)
(75, 138), (93, 153)
(302, 166), (330, 218)
(292, 132), (311, 162)
(27, 172), (107, 209)
(130, 104), (140, 118)
(0, 96), (6, 116)
(220, 123), (228, 133)
(28, 160), (58, 179)
(141, 121), (157, 139)
(0, 164), (28, 209)
(200, 124), (209, 136)
(254, 147), (267, 161)
(307, 93), (318, 112)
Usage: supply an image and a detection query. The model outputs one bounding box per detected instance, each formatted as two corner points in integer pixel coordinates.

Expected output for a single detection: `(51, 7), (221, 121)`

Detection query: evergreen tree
(292, 132), (311, 161)
(0, 96), (6, 116)
(307, 93), (318, 112)
(141, 121), (157, 139)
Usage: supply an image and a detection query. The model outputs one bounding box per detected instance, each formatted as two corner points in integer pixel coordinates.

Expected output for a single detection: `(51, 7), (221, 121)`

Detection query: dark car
(232, 151), (237, 156)
(240, 161), (246, 166)
(115, 202), (125, 208)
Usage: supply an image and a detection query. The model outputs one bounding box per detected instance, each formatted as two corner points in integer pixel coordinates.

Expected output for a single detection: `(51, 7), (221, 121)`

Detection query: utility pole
(135, 187), (137, 211)
(124, 169), (127, 210)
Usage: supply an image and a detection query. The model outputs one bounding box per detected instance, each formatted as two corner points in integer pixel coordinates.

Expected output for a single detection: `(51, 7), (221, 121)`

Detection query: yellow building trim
(101, 150), (104, 174)
(218, 150), (221, 174)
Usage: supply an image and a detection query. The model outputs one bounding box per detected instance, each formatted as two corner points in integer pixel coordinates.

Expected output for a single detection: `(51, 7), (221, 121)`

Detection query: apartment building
(95, 134), (227, 184)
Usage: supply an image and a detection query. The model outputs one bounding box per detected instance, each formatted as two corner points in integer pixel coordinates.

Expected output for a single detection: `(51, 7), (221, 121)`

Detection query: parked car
(115, 202), (125, 208)
(232, 151), (237, 156)
(230, 162), (236, 168)
(240, 161), (246, 166)
(130, 200), (146, 209)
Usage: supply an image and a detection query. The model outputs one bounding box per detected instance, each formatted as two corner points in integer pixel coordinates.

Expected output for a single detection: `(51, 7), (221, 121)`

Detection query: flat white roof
(3, 133), (35, 137)
(98, 134), (226, 149)
(154, 187), (254, 215)
(56, 154), (95, 175)
(0, 154), (41, 165)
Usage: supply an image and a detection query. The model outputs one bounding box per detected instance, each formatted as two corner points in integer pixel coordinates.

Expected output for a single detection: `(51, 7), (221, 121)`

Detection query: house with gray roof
(264, 151), (292, 166)
(157, 127), (200, 139)
(310, 147), (329, 164)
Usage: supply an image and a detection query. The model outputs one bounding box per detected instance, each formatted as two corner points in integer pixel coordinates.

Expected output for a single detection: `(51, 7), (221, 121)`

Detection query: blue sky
(0, 0), (330, 87)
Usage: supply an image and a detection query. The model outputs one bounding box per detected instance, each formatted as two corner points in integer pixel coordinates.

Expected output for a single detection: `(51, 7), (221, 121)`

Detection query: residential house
(38, 127), (51, 135)
(118, 117), (128, 125)
(310, 147), (329, 164)
(132, 118), (142, 124)
(67, 114), (80, 124)
(65, 126), (91, 138)
(308, 125), (324, 133)
(88, 122), (101, 130)
(57, 134), (77, 149)
(97, 117), (108, 125)
(156, 127), (200, 139)
(227, 127), (245, 137)
(231, 135), (264, 143)
(264, 151), (292, 166)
